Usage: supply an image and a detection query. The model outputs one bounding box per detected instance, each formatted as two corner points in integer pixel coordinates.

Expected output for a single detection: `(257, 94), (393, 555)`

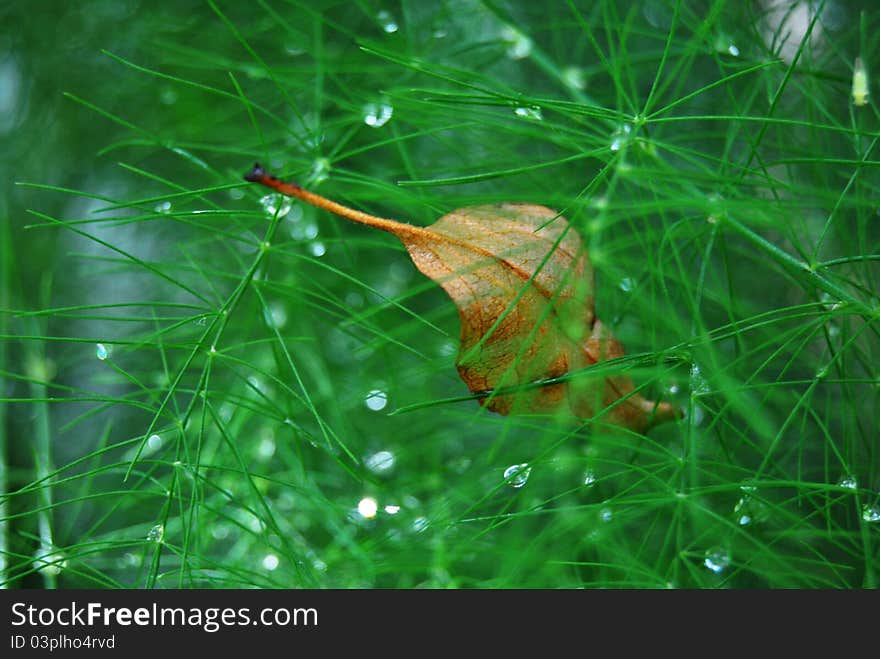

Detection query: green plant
(2, 0), (878, 588)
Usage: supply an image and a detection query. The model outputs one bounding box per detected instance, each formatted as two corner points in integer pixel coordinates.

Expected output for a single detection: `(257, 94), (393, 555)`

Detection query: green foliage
(1, 0), (878, 588)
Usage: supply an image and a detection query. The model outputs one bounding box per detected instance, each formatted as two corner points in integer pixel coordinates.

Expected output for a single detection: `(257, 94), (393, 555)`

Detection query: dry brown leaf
(245, 164), (679, 433)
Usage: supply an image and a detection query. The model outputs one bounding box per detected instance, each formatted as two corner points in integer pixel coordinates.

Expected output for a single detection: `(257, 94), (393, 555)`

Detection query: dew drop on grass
(734, 491), (767, 526)
(503, 463), (531, 488)
(703, 547), (730, 574)
(689, 362), (710, 396)
(500, 25), (532, 59)
(583, 469), (596, 487)
(619, 277), (635, 292)
(258, 437), (276, 459)
(357, 497), (378, 519)
(309, 157), (331, 185)
(260, 194), (292, 219)
(33, 552), (67, 576)
(412, 516), (429, 532)
(514, 106), (543, 120)
(365, 450), (395, 474)
(262, 554), (280, 571)
(96, 343), (110, 361)
(384, 504), (401, 515)
(263, 302), (288, 329)
(599, 507), (613, 522)
(609, 123), (632, 152)
(147, 434), (162, 452)
(309, 241), (326, 257)
(146, 524), (164, 543)
(154, 200), (171, 214)
(377, 9), (398, 33)
(838, 475), (858, 489)
(363, 101), (394, 127)
(365, 389), (388, 411)
(562, 66), (586, 90)
(862, 505), (880, 523)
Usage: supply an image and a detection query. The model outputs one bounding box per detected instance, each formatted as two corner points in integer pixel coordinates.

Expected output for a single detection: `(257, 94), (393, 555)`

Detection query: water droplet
(365, 389), (388, 411)
(599, 507), (613, 522)
(147, 434), (162, 451)
(304, 222), (319, 240)
(262, 553), (280, 571)
(619, 277), (635, 292)
(384, 504), (400, 515)
(412, 516), (429, 532)
(500, 25), (532, 59)
(160, 88), (178, 105)
(363, 101), (394, 127)
(377, 9), (398, 33)
(263, 302), (288, 329)
(583, 469), (596, 486)
(365, 450), (395, 474)
(862, 504), (880, 522)
(309, 157), (331, 185)
(713, 33), (740, 57)
(503, 463), (531, 488)
(609, 123), (633, 152)
(703, 547), (730, 574)
(562, 66), (586, 90)
(154, 200), (172, 214)
(95, 343), (110, 361)
(229, 188), (245, 200)
(33, 552), (67, 576)
(285, 43), (305, 56)
(690, 362), (710, 396)
(838, 475), (858, 489)
(820, 292), (842, 311)
(260, 194), (292, 219)
(514, 106), (543, 120)
(733, 490), (767, 526)
(642, 0), (673, 29)
(313, 557), (328, 571)
(358, 497), (378, 519)
(258, 437), (276, 459)
(665, 383), (680, 395)
(309, 241), (326, 257)
(212, 525), (230, 540)
(146, 524), (164, 542)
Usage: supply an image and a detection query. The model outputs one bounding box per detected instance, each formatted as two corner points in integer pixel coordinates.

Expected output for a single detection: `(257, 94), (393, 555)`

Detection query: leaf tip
(244, 162), (267, 183)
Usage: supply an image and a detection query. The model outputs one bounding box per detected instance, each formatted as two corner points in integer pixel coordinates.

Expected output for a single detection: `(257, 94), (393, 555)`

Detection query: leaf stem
(244, 163), (424, 238)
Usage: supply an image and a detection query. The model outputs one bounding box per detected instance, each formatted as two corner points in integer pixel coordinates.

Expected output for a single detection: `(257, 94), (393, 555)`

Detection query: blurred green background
(1, 0), (878, 588)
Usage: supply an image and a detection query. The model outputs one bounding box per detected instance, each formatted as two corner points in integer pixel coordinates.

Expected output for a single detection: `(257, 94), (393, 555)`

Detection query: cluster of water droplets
(355, 496), (405, 521)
